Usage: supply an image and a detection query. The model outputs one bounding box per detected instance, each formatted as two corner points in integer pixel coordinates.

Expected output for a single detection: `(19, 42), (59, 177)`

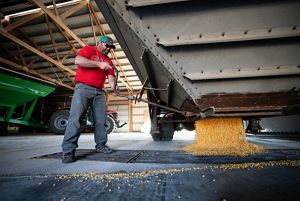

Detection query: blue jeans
(62, 83), (107, 154)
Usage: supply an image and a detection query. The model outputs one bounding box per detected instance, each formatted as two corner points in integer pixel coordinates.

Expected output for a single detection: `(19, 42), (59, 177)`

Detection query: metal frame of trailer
(96, 0), (300, 140)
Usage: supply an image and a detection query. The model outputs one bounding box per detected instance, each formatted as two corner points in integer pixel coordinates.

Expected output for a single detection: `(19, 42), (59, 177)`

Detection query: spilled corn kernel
(218, 160), (300, 170)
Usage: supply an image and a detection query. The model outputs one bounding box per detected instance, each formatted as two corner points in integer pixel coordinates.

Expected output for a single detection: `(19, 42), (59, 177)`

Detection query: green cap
(99, 36), (116, 49)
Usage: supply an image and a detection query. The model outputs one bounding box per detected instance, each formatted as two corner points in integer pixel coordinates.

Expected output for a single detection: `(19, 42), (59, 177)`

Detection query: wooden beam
(51, 0), (74, 84)
(132, 105), (148, 108)
(0, 46), (20, 63)
(16, 27), (42, 52)
(31, 0), (86, 47)
(27, 58), (40, 67)
(16, 44), (26, 66)
(106, 92), (110, 104)
(45, 14), (60, 61)
(129, 100), (133, 131)
(89, 3), (133, 91)
(0, 29), (75, 75)
(6, 21), (26, 66)
(107, 90), (141, 96)
(132, 113), (144, 116)
(107, 100), (129, 106)
(7, 0), (84, 18)
(60, 47), (75, 62)
(51, 20), (78, 52)
(15, 26), (74, 83)
(52, 0), (60, 17)
(88, 5), (97, 44)
(61, 0), (88, 20)
(4, 10), (44, 31)
(88, 3), (105, 35)
(0, 56), (74, 90)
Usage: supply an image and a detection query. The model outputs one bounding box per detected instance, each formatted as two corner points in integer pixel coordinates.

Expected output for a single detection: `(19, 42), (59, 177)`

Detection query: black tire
(182, 122), (195, 131)
(105, 115), (116, 134)
(49, 110), (70, 135)
(151, 121), (174, 141)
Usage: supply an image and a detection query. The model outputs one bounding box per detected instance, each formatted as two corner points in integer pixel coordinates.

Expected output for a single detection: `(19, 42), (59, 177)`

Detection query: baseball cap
(99, 36), (116, 49)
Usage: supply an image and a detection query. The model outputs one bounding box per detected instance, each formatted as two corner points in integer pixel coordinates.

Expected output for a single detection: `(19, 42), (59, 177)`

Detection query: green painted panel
(0, 67), (56, 128)
(0, 68), (55, 107)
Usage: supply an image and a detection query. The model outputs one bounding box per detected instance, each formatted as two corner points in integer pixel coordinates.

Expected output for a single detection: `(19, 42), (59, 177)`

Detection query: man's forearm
(75, 55), (111, 69)
(75, 55), (99, 68)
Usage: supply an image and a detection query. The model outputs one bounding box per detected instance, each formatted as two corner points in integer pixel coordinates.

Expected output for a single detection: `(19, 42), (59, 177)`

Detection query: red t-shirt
(74, 46), (115, 89)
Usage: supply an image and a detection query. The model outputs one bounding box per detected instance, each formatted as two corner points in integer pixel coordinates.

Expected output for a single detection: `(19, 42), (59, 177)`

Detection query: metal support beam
(140, 48), (158, 98)
(184, 65), (300, 81)
(166, 79), (172, 107)
(158, 26), (300, 46)
(23, 99), (38, 121)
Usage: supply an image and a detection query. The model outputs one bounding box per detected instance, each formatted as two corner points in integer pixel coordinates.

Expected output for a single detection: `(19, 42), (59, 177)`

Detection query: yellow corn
(182, 117), (264, 156)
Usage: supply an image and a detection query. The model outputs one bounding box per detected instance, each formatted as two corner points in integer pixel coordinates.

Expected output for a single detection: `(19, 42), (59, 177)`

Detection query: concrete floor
(0, 131), (299, 201)
(0, 131), (200, 175)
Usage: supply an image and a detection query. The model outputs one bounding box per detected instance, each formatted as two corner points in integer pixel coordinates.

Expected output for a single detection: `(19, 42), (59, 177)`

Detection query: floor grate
(32, 149), (300, 164)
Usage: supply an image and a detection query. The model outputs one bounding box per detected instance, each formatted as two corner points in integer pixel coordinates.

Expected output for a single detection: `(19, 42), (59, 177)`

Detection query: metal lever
(135, 78), (149, 104)
(111, 65), (215, 118)
(193, 107), (215, 120)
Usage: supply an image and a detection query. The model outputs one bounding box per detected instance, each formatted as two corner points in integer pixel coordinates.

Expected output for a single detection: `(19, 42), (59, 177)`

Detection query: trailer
(0, 67), (55, 129)
(96, 0), (300, 140)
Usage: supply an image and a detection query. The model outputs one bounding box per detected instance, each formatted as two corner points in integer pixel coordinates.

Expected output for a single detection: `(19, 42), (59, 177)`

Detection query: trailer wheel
(151, 121), (174, 141)
(105, 115), (116, 134)
(49, 110), (69, 135)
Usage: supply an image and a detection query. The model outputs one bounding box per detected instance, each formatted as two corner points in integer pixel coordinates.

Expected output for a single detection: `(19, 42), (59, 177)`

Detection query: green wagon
(0, 67), (55, 128)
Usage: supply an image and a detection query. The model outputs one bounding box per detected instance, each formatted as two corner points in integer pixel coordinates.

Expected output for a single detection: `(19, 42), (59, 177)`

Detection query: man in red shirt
(62, 36), (117, 163)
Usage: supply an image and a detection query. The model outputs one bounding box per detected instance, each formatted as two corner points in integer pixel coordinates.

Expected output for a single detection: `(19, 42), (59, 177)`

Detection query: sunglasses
(105, 44), (114, 49)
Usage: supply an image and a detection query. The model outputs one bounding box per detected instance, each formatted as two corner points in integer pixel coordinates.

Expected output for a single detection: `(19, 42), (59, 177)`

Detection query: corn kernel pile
(182, 117), (265, 156)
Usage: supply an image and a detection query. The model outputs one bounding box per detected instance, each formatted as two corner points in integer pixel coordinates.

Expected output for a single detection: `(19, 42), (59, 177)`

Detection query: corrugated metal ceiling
(0, 0), (141, 96)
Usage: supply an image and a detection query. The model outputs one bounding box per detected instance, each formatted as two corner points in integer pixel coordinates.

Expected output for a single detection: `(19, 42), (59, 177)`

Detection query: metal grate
(32, 149), (300, 164)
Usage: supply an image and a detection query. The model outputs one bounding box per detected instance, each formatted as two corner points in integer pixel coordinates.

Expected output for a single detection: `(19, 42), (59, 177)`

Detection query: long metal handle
(111, 65), (214, 118)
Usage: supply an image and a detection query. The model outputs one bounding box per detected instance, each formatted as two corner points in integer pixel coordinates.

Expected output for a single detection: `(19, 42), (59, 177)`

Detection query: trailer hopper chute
(96, 0), (300, 141)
